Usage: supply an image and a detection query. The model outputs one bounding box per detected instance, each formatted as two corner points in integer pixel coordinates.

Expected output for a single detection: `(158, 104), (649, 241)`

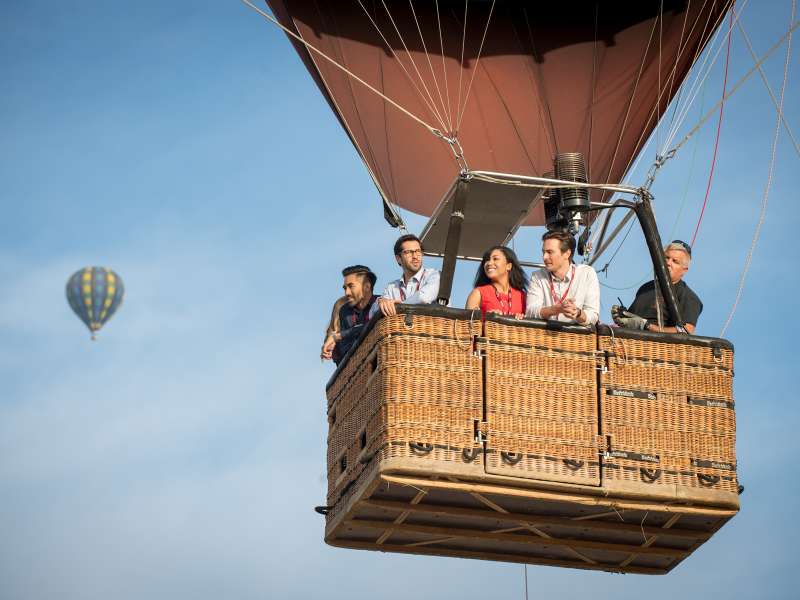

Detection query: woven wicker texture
(482, 321), (600, 485)
(324, 313), (739, 517)
(599, 334), (737, 495)
(325, 312), (482, 512)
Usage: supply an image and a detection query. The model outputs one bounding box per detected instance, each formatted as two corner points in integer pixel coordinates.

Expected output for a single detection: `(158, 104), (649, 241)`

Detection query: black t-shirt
(629, 280), (703, 327)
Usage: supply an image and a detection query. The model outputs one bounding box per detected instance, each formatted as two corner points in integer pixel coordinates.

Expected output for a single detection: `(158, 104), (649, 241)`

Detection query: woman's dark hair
(473, 246), (528, 292)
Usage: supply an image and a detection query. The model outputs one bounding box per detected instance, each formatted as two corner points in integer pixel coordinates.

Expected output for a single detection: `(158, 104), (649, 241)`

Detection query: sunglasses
(671, 239), (692, 256)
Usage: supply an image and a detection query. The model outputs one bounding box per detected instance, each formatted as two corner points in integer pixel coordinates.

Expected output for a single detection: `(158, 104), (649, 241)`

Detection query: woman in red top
(465, 246), (527, 318)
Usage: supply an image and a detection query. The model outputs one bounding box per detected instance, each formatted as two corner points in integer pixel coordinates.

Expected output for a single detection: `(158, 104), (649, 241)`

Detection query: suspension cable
(720, 0), (795, 337)
(356, 0), (450, 133)
(456, 0), (497, 132)
(737, 18), (800, 158)
(690, 4), (735, 247)
(667, 18), (800, 159)
(408, 0), (453, 134)
(241, 0), (442, 137)
(626, 13), (798, 200)
(378, 0), (450, 132)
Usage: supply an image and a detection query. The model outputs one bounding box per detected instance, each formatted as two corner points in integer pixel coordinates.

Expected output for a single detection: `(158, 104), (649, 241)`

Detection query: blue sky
(1, 2), (798, 598)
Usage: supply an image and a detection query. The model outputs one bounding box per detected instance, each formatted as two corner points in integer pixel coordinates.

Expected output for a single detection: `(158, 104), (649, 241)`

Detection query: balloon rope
(737, 18), (800, 158)
(287, 7), (405, 229)
(378, 0), (450, 133)
(355, 0), (450, 134)
(620, 0), (725, 187)
(659, 0), (741, 158)
(690, 5), (734, 247)
(666, 18), (799, 162)
(434, 1), (454, 130)
(408, 0), (453, 134)
(621, 1), (738, 188)
(720, 0), (795, 337)
(240, 0), (441, 137)
(455, 0), (496, 132)
(604, 15), (659, 185)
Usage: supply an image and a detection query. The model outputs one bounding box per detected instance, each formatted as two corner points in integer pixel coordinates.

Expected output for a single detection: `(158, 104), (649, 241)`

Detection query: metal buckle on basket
(563, 459), (585, 471)
(409, 441), (433, 455)
(501, 451), (523, 465)
(640, 468), (662, 483)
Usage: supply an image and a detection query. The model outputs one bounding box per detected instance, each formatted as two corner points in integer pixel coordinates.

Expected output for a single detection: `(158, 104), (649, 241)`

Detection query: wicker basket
(481, 317), (600, 486)
(325, 306), (483, 518)
(321, 309), (740, 573)
(597, 326), (738, 502)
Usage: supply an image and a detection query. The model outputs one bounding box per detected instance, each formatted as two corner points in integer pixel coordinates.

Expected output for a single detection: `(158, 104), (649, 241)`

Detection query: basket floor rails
(323, 306), (739, 574)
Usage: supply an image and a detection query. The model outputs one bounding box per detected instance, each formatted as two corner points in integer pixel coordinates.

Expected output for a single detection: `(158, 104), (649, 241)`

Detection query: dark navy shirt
(629, 280), (703, 327)
(332, 295), (378, 365)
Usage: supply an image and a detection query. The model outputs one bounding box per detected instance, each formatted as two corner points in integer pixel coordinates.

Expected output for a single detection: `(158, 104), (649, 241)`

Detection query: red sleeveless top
(477, 284), (526, 317)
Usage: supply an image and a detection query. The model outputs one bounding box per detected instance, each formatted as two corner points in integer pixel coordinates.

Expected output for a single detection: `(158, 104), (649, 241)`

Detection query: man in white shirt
(377, 234), (441, 317)
(525, 231), (600, 325)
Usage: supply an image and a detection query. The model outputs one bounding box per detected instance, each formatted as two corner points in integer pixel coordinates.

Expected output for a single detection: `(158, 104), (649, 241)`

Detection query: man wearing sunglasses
(377, 234), (441, 317)
(612, 240), (702, 334)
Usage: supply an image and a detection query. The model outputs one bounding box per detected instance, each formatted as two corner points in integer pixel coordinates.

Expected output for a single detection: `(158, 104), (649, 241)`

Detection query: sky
(0, 1), (798, 599)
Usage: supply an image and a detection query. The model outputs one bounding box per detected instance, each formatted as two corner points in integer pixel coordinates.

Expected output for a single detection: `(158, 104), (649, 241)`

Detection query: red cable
(691, 5), (735, 247)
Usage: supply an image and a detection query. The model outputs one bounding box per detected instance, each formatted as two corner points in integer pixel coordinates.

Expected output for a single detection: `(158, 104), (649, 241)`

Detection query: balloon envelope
(66, 267), (125, 338)
(267, 1), (731, 223)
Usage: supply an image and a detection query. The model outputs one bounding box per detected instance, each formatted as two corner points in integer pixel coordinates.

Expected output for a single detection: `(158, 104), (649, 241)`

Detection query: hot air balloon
(66, 267), (125, 340)
(253, 0), (742, 573)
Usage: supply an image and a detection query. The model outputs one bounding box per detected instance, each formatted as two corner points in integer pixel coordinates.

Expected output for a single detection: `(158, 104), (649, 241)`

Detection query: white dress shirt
(381, 267), (441, 304)
(525, 263), (600, 325)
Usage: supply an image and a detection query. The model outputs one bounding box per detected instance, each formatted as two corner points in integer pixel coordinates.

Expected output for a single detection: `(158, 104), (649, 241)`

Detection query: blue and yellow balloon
(66, 267), (125, 340)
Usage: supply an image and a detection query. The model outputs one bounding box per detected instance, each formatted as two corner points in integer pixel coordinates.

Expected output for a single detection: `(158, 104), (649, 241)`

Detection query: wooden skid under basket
(324, 472), (736, 575)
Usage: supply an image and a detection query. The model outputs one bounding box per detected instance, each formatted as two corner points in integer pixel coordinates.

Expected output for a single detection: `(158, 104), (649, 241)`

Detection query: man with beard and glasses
(376, 234), (441, 317)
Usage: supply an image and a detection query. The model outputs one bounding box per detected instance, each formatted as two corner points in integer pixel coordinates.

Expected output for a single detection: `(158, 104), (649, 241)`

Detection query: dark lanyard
(399, 271), (425, 302)
(549, 265), (575, 305)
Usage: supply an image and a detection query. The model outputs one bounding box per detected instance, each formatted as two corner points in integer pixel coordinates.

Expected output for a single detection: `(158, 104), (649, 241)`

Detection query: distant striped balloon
(66, 267), (125, 339)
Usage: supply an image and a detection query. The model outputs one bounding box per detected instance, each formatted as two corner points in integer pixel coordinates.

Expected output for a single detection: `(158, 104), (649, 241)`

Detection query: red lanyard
(399, 270), (425, 301)
(493, 286), (514, 315)
(549, 265), (575, 305)
(350, 297), (375, 326)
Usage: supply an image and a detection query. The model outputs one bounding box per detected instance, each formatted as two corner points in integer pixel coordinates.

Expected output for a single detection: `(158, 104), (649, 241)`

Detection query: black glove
(611, 305), (648, 330)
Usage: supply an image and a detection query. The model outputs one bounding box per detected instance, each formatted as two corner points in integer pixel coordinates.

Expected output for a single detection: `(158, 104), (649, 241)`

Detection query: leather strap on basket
(404, 313), (414, 328)
(640, 468), (662, 483)
(501, 451), (523, 465)
(563, 459), (585, 471)
(697, 473), (721, 486)
(409, 441), (433, 455)
(462, 447), (481, 463)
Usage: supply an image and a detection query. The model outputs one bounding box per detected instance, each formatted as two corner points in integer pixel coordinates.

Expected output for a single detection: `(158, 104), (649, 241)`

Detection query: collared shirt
(381, 267), (441, 305)
(525, 263), (600, 325)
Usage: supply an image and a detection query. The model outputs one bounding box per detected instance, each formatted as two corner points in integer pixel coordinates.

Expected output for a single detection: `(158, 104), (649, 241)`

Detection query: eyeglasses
(401, 249), (423, 257)
(671, 240), (692, 256)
